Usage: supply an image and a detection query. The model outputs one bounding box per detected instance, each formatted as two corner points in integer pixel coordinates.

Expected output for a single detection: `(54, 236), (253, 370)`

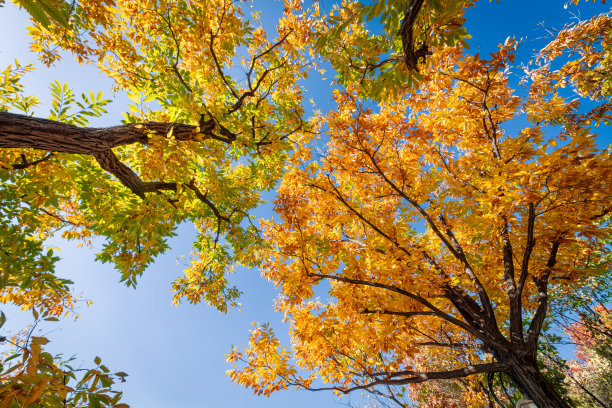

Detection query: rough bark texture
(0, 111), (202, 197)
(504, 353), (571, 408)
(0, 111), (200, 153)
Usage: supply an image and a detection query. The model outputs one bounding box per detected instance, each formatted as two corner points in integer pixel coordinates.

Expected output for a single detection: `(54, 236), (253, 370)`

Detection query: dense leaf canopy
(0, 0), (611, 407)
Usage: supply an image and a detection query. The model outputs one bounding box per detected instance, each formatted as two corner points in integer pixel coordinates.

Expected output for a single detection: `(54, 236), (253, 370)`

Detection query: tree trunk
(504, 353), (570, 408)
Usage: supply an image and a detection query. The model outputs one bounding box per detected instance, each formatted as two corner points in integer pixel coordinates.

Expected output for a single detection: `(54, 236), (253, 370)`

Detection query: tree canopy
(0, 0), (611, 407)
(227, 26), (611, 406)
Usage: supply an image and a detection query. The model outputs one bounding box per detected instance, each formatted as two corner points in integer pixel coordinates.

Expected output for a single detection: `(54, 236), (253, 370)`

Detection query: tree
(1, 0), (611, 407)
(227, 9), (612, 408)
(0, 0), (486, 403)
(564, 306), (612, 408)
(0, 0), (486, 314)
(1, 0), (314, 309)
(0, 0), (478, 337)
(1, 0), (314, 405)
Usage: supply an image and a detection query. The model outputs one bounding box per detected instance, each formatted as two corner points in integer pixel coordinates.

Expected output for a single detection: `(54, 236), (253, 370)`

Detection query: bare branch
(9, 153), (54, 169)
(293, 362), (508, 393)
(210, 31), (239, 98)
(184, 179), (230, 246)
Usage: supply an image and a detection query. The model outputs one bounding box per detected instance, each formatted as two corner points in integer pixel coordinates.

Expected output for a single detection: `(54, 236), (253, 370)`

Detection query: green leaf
(35, 0), (71, 29)
(100, 375), (113, 388)
(16, 0), (52, 28)
(88, 394), (103, 408)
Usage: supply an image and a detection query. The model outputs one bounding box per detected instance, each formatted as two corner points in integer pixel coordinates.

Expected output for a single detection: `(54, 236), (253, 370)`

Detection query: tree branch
(92, 149), (177, 198)
(295, 362), (508, 393)
(9, 153), (54, 169)
(351, 135), (498, 335)
(361, 309), (437, 318)
(0, 111), (201, 154)
(518, 203), (536, 294)
(307, 271), (482, 340)
(397, 0), (431, 71)
(0, 112), (238, 211)
(500, 215), (524, 346)
(526, 240), (561, 353)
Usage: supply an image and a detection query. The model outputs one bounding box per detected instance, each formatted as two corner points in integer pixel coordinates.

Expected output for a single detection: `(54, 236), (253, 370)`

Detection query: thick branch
(500, 216), (523, 346)
(518, 203), (536, 294)
(1, 112), (202, 198)
(526, 240), (561, 353)
(0, 112), (235, 215)
(0, 111), (200, 154)
(93, 149), (177, 198)
(397, 0), (431, 71)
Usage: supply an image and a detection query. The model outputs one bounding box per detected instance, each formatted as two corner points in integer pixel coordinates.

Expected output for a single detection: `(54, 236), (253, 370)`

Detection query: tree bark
(0, 111), (199, 154)
(397, 0), (431, 71)
(0, 111), (202, 197)
(503, 352), (571, 408)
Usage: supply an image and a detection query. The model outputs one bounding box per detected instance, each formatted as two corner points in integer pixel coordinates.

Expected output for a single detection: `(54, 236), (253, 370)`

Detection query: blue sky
(0, 0), (610, 407)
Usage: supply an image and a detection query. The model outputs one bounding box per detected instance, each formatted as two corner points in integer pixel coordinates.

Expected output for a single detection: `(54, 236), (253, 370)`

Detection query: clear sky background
(0, 1), (610, 407)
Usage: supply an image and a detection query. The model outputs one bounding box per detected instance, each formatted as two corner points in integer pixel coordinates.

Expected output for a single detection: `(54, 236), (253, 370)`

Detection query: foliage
(564, 306), (612, 408)
(1, 0), (315, 405)
(227, 12), (612, 407)
(1, 0), (611, 407)
(0, 310), (128, 407)
(47, 81), (110, 126)
(3, 0), (314, 311)
(0, 67), (107, 316)
(11, 0), (71, 29)
(535, 11), (612, 101)
(0, 62), (39, 114)
(313, 0), (476, 99)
